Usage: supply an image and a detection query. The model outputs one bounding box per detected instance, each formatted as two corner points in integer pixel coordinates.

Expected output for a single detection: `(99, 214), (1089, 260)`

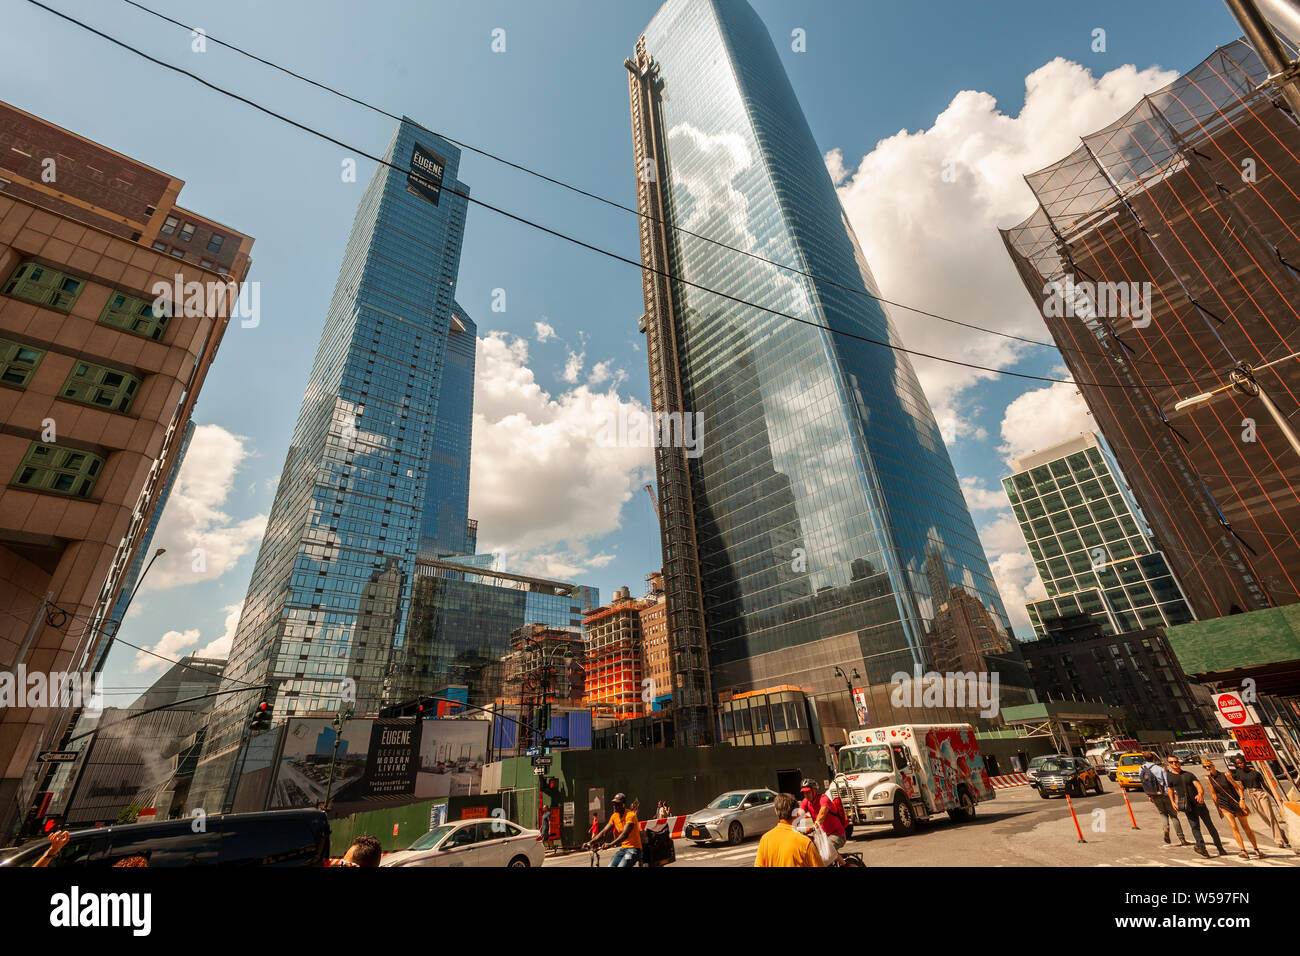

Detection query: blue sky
(0, 0), (1242, 704)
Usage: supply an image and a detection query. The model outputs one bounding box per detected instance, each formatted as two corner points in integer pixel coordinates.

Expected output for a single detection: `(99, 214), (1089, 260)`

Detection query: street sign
(531, 755), (552, 768)
(37, 751), (78, 763)
(545, 736), (569, 748)
(533, 765), (546, 776)
(525, 747), (542, 757)
(1213, 691), (1258, 729)
(1231, 725), (1277, 761)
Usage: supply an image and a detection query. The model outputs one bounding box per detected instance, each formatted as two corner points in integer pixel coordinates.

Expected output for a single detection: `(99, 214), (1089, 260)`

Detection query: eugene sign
(407, 143), (446, 206)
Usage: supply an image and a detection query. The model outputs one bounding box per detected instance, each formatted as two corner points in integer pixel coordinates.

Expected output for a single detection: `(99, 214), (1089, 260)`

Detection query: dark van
(0, 809), (330, 867)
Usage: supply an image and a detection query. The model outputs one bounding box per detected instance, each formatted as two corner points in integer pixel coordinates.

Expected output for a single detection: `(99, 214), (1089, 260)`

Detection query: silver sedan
(683, 789), (779, 846)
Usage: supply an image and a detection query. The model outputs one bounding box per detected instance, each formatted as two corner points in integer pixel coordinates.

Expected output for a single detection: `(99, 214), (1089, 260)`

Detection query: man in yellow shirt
(587, 793), (643, 867)
(754, 793), (824, 867)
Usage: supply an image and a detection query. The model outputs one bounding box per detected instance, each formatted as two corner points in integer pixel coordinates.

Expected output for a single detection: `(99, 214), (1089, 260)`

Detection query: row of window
(0, 336), (141, 412)
(13, 441), (104, 497)
(4, 262), (170, 341)
(160, 214), (225, 254)
(150, 239), (220, 270)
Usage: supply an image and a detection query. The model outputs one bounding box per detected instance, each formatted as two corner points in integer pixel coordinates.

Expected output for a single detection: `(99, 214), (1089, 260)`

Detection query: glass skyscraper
(191, 120), (471, 810)
(1003, 432), (1195, 638)
(420, 301), (475, 557)
(629, 0), (1014, 738)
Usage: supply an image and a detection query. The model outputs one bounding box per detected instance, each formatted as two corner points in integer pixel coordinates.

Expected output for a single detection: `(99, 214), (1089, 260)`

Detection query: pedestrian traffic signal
(250, 699), (272, 732)
(540, 777), (561, 799)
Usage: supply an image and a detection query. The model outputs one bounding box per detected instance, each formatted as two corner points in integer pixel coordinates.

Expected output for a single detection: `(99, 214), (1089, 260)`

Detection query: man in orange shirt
(754, 793), (823, 867)
(587, 793), (643, 867)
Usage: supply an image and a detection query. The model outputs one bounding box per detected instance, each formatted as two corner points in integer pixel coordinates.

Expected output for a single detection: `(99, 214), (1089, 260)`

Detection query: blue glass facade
(191, 120), (470, 809)
(419, 300), (475, 557)
(638, 0), (1010, 701)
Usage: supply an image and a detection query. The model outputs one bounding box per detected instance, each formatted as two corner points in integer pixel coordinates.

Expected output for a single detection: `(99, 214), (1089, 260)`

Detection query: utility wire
(116, 0), (1216, 377)
(27, 0), (1194, 390)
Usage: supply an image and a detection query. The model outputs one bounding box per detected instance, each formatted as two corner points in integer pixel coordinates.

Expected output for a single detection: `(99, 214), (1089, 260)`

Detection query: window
(0, 337), (43, 387)
(99, 290), (170, 341)
(179, 223), (195, 242)
(152, 241), (168, 252)
(60, 361), (140, 413)
(206, 234), (224, 253)
(3, 262), (84, 311)
(12, 442), (104, 497)
(160, 215), (179, 235)
(169, 247), (185, 259)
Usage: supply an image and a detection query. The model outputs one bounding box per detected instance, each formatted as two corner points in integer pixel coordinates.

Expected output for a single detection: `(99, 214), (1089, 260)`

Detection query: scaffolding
(1001, 39), (1300, 621)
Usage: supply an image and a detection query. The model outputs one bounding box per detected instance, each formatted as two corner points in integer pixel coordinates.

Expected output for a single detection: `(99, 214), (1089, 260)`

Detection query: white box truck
(827, 724), (994, 835)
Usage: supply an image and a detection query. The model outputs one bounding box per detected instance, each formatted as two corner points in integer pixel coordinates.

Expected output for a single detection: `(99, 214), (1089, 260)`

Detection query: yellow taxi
(1114, 751), (1147, 791)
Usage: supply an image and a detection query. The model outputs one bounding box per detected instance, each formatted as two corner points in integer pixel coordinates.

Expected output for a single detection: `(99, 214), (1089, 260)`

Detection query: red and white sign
(1231, 725), (1277, 762)
(1214, 692), (1250, 728)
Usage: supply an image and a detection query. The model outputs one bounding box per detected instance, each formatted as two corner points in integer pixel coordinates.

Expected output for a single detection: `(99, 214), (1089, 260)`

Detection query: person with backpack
(1139, 751), (1188, 847)
(799, 777), (847, 866)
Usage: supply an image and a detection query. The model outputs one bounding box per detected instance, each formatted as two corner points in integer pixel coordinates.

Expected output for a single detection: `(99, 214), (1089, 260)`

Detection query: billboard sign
(407, 143), (446, 206)
(414, 718), (490, 799)
(361, 718), (421, 797)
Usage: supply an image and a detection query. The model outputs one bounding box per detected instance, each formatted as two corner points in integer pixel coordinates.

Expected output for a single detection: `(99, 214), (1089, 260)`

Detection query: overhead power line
(117, 0), (1219, 378)
(26, 0), (1196, 390)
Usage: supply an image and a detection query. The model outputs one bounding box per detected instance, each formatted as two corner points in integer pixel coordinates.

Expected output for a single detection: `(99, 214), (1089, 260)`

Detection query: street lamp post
(833, 664), (864, 729)
(1173, 354), (1300, 460)
(323, 708), (352, 811)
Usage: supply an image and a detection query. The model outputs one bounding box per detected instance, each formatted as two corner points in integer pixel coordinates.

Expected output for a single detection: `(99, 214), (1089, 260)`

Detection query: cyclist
(799, 778), (847, 865)
(584, 792), (642, 867)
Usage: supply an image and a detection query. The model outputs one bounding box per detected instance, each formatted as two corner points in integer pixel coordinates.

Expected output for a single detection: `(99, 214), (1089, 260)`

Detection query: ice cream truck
(826, 724), (994, 835)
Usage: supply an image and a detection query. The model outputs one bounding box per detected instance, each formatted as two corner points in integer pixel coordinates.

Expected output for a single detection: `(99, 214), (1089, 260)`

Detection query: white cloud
(562, 349), (584, 384)
(997, 381), (1094, 468)
(142, 425), (268, 590)
(133, 628), (200, 673)
(470, 333), (653, 580)
(535, 320), (555, 343)
(831, 58), (1178, 416)
(587, 360), (625, 388)
(196, 602), (243, 660)
(959, 475), (1008, 512)
(988, 550), (1048, 636)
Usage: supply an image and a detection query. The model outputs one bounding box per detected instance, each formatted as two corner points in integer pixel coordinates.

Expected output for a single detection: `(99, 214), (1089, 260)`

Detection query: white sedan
(381, 818), (544, 868)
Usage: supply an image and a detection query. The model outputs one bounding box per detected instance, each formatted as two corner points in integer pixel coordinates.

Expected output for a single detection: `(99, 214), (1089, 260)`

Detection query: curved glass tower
(630, 0), (1016, 736)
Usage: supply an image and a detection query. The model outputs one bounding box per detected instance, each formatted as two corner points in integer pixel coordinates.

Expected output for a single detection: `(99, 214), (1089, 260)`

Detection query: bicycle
(833, 851), (866, 868)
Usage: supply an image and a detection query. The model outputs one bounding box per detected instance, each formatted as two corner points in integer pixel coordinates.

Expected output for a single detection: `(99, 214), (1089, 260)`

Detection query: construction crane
(643, 483), (660, 521)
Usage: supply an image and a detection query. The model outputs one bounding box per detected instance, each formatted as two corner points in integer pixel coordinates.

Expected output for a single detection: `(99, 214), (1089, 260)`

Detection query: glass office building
(399, 559), (597, 707)
(420, 301), (476, 557)
(191, 120), (471, 810)
(1003, 432), (1195, 638)
(628, 0), (1015, 737)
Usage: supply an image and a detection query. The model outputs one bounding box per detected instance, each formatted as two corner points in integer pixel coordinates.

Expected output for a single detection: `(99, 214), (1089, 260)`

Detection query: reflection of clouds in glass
(667, 122), (811, 319)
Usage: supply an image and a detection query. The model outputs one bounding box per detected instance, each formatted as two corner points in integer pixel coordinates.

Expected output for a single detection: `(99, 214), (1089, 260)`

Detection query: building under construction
(583, 587), (647, 721)
(1002, 38), (1300, 620)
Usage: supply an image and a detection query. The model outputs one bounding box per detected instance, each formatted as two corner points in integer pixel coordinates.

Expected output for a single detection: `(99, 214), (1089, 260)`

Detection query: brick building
(0, 100), (252, 836)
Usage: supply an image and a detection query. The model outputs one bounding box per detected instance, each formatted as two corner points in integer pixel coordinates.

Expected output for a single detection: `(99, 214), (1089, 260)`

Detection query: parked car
(0, 809), (330, 867)
(683, 788), (778, 845)
(1115, 751), (1148, 792)
(380, 818), (543, 868)
(1030, 755), (1104, 798)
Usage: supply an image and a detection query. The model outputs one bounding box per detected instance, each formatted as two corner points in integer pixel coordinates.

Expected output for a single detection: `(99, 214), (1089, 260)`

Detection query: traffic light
(535, 704), (551, 735)
(249, 699), (272, 732)
(540, 777), (561, 799)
